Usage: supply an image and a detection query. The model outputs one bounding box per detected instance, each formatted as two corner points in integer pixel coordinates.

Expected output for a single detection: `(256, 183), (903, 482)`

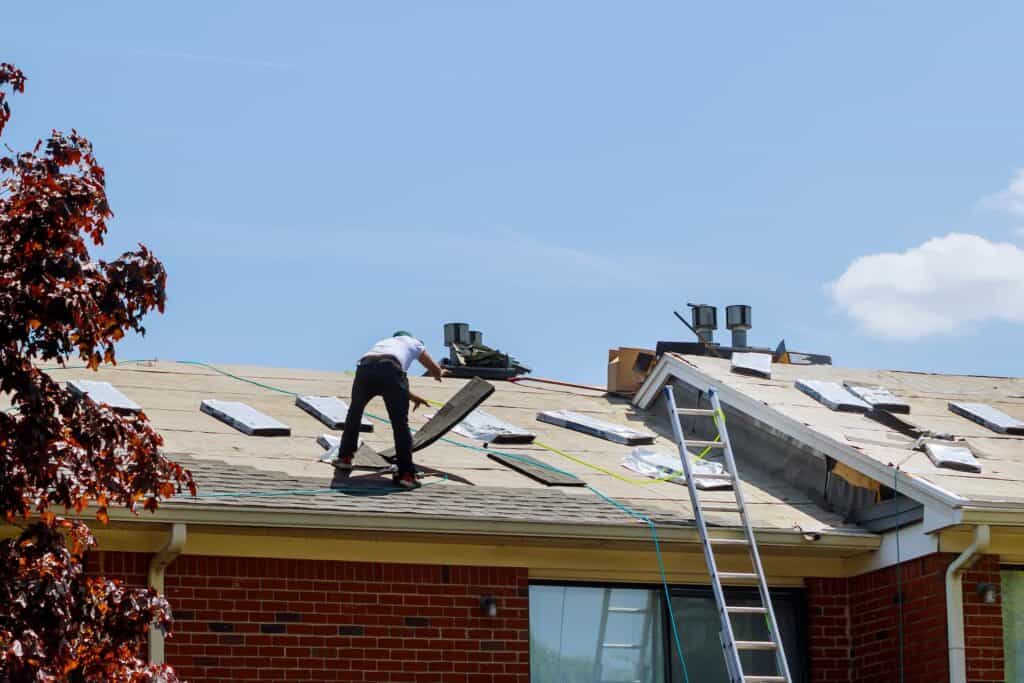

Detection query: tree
(0, 63), (196, 682)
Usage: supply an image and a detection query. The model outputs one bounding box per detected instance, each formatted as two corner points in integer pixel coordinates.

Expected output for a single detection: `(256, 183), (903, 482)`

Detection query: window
(667, 588), (806, 682)
(1003, 569), (1024, 682)
(529, 585), (665, 683)
(529, 584), (806, 683)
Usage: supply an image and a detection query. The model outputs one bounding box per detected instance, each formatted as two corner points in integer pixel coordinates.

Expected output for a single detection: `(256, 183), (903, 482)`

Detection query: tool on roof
(438, 322), (531, 380)
(663, 384), (792, 683)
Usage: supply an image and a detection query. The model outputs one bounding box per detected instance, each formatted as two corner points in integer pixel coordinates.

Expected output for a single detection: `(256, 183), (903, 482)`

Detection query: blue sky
(6, 2), (1024, 382)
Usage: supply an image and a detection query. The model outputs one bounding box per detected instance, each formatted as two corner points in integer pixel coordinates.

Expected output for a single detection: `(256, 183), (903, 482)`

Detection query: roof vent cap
(688, 304), (717, 343)
(443, 322), (470, 347)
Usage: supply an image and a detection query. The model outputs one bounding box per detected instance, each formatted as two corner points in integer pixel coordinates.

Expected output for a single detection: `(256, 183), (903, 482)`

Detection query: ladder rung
(708, 536), (749, 545)
(691, 472), (734, 481)
(602, 643), (641, 649)
(743, 677), (786, 682)
(727, 605), (767, 615)
(676, 408), (716, 416)
(685, 440), (725, 449)
(735, 640), (778, 651)
(607, 607), (646, 613)
(717, 572), (760, 582)
(702, 504), (743, 513)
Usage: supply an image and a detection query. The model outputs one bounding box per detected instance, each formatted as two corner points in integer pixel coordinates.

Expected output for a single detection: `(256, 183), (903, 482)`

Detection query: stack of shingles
(795, 378), (993, 473)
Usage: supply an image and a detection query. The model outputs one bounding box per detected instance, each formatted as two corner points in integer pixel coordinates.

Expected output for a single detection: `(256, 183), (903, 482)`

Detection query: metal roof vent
(443, 322), (470, 347)
(688, 303), (717, 343)
(726, 305), (752, 348)
(469, 330), (483, 346)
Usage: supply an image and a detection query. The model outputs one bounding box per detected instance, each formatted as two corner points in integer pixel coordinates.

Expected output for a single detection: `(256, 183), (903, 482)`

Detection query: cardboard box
(607, 347), (656, 395)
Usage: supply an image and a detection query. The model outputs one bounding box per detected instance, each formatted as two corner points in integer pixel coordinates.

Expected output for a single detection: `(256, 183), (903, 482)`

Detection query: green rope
(587, 486), (691, 683)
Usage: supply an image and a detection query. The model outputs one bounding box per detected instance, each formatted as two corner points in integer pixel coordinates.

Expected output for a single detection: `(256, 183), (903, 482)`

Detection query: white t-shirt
(362, 336), (426, 372)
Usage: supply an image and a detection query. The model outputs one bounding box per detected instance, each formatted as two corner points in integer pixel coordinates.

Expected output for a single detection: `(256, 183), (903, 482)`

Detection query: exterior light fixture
(480, 595), (497, 617)
(976, 582), (998, 605)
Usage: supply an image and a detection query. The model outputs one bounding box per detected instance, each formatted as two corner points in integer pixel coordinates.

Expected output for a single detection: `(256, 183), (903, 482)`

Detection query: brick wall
(92, 552), (529, 682)
(806, 554), (1004, 683)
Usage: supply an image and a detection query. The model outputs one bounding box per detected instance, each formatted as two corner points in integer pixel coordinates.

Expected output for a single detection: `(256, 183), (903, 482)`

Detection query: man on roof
(337, 331), (444, 489)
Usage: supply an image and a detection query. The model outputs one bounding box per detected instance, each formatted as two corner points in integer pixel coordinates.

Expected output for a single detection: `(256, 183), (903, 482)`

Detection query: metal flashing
(843, 384), (910, 414)
(200, 399), (290, 436)
(948, 402), (1024, 436)
(795, 379), (870, 413)
(296, 395), (373, 432)
(731, 352), (772, 379)
(67, 379), (142, 413)
(536, 409), (655, 445)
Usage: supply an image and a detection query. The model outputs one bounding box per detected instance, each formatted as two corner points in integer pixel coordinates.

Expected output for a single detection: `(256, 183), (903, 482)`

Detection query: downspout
(148, 523), (186, 665)
(945, 524), (989, 683)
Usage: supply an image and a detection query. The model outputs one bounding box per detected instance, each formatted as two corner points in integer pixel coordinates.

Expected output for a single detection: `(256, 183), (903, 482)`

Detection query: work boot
(393, 471), (421, 489)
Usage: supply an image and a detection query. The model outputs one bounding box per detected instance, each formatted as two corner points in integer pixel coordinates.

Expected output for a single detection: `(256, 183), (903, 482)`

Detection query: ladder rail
(663, 385), (745, 681)
(709, 389), (793, 683)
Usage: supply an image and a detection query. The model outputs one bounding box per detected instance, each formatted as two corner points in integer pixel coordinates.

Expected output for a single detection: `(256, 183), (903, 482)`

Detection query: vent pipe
(688, 304), (717, 343)
(443, 322), (470, 347)
(469, 330), (483, 346)
(726, 305), (752, 348)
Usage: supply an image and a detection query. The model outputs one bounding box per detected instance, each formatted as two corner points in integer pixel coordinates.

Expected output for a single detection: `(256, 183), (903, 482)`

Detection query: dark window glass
(668, 588), (805, 683)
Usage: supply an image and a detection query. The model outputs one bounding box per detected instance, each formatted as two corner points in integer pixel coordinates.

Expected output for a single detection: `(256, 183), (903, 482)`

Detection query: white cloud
(980, 169), (1024, 217)
(827, 233), (1024, 340)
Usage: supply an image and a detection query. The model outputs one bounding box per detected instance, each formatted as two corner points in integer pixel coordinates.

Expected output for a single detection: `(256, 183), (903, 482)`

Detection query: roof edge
(106, 503), (879, 552)
(634, 353), (968, 513)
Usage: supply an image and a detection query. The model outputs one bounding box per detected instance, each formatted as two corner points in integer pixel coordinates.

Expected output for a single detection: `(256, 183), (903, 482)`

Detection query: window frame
(527, 580), (808, 683)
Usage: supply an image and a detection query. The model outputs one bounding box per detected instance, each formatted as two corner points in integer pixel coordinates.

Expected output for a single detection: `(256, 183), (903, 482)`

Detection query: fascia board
(105, 504), (878, 553)
(635, 354), (966, 513)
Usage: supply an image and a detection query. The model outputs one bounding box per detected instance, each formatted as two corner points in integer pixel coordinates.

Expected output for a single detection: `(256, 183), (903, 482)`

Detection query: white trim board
(634, 354), (969, 515)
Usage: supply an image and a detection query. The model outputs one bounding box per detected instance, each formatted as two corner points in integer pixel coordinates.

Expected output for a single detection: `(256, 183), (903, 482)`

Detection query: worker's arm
(408, 390), (429, 412)
(418, 349), (444, 381)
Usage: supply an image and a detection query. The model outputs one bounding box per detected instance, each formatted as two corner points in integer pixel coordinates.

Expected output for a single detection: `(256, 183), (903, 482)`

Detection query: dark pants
(340, 359), (414, 475)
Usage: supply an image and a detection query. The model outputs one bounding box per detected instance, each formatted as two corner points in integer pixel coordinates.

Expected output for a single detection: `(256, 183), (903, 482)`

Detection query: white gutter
(945, 524), (989, 683)
(147, 523), (186, 665)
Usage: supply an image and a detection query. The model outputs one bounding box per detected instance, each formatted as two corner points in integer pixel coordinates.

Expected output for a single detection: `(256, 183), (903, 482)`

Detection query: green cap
(393, 330), (414, 338)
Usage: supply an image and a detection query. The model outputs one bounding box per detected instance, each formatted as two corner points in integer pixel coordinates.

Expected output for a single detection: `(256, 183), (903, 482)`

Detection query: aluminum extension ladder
(663, 385), (792, 683)
(594, 589), (656, 683)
